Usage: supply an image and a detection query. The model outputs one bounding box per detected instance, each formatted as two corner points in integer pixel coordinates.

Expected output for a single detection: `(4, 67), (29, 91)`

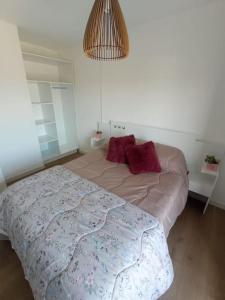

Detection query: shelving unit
(23, 49), (78, 163)
(28, 81), (59, 161)
(27, 80), (78, 162)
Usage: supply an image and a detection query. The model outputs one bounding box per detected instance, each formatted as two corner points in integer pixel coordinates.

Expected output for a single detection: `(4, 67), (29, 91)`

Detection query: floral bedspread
(0, 166), (173, 300)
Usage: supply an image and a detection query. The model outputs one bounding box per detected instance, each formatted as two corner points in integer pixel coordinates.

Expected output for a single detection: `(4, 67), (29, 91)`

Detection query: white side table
(0, 168), (6, 193)
(90, 137), (106, 150)
(189, 162), (219, 214)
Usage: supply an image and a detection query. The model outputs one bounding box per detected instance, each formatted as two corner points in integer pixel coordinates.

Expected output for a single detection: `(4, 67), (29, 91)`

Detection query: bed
(0, 141), (188, 300)
(65, 142), (188, 237)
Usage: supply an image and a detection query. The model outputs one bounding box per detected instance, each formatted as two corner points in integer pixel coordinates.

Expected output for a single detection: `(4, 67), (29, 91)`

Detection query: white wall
(0, 20), (43, 180)
(73, 1), (225, 206)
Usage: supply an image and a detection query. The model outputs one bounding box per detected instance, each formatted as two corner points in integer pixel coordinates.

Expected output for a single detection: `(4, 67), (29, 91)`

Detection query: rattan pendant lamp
(83, 0), (129, 60)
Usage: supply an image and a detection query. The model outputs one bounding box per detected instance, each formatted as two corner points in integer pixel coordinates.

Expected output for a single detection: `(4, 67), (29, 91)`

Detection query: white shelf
(32, 101), (53, 105)
(28, 80), (73, 85)
(201, 162), (219, 177)
(189, 172), (215, 198)
(41, 148), (59, 162)
(35, 120), (56, 126)
(38, 135), (58, 144)
(41, 151), (56, 162)
(91, 137), (106, 149)
(22, 52), (72, 64)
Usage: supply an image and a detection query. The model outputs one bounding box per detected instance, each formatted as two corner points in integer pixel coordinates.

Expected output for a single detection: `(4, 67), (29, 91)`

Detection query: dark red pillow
(107, 135), (135, 164)
(126, 141), (161, 174)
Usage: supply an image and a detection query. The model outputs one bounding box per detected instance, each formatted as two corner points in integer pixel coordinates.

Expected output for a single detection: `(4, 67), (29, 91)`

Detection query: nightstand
(189, 162), (219, 214)
(0, 168), (6, 193)
(90, 137), (106, 150)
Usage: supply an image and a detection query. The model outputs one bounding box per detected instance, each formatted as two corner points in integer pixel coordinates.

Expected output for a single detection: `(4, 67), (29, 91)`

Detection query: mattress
(65, 143), (189, 237)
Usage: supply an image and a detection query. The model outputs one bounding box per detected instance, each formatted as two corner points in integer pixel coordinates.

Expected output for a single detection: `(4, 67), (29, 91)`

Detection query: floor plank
(1, 159), (225, 299)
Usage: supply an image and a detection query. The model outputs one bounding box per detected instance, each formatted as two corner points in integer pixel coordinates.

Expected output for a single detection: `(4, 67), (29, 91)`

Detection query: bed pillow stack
(107, 136), (161, 174)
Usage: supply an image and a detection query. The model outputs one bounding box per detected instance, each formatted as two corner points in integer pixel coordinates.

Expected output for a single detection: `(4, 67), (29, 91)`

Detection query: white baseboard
(211, 201), (225, 211)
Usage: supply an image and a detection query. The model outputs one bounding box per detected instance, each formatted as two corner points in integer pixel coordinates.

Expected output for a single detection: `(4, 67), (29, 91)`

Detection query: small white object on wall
(90, 137), (106, 150)
(0, 168), (7, 192)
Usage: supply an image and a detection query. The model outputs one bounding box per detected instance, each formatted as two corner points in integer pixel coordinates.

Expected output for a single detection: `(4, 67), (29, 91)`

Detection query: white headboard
(99, 120), (225, 172)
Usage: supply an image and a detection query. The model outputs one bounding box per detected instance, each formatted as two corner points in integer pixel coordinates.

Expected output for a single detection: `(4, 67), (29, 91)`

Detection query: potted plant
(95, 130), (103, 141)
(205, 155), (220, 172)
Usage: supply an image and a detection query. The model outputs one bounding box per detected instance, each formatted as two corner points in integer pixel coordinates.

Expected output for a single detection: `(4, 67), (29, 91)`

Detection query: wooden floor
(0, 156), (225, 299)
(161, 200), (225, 300)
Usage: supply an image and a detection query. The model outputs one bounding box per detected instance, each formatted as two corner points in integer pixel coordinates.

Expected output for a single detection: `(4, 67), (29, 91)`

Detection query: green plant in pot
(205, 155), (220, 172)
(95, 130), (103, 140)
(205, 155), (219, 165)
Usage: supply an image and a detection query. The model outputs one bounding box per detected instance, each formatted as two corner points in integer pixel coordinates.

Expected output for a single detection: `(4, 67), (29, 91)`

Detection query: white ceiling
(0, 0), (217, 46)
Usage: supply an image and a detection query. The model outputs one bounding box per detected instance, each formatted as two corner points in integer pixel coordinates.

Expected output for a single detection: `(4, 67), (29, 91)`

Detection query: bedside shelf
(24, 51), (78, 164)
(90, 137), (106, 149)
(189, 172), (216, 198)
(201, 162), (219, 177)
(189, 162), (220, 214)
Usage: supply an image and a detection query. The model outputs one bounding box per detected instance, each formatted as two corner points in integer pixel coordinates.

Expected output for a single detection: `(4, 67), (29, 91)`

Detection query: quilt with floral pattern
(0, 166), (173, 300)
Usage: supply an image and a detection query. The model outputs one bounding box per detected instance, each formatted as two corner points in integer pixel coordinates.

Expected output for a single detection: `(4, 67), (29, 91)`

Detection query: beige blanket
(65, 143), (188, 237)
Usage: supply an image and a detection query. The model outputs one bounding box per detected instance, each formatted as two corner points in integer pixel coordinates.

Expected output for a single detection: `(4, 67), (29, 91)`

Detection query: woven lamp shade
(83, 0), (129, 60)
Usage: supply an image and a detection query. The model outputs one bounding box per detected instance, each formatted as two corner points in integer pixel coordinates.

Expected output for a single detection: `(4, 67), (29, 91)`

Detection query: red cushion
(107, 135), (135, 164)
(126, 141), (161, 174)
